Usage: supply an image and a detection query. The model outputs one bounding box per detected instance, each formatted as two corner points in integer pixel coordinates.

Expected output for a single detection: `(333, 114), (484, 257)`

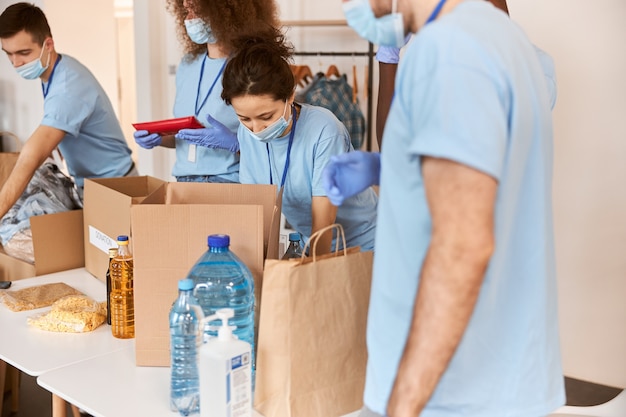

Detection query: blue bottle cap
(178, 278), (194, 291)
(117, 235), (129, 242)
(288, 232), (301, 242)
(208, 234), (230, 248)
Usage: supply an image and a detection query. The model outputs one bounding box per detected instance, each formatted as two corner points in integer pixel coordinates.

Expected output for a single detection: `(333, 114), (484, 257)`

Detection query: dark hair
(221, 31), (295, 105)
(0, 2), (52, 43)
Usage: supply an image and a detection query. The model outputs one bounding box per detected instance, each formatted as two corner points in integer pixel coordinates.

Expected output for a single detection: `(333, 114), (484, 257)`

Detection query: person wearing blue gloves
(214, 32), (378, 256)
(324, 0), (563, 416)
(133, 0), (280, 183)
(0, 3), (135, 220)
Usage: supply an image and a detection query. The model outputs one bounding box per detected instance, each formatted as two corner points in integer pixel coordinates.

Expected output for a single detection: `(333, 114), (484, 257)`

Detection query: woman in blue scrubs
(133, 0), (279, 183)
(218, 32), (378, 255)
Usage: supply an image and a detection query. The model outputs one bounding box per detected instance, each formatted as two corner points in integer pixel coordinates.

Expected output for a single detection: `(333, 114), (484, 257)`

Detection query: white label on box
(88, 225), (116, 254)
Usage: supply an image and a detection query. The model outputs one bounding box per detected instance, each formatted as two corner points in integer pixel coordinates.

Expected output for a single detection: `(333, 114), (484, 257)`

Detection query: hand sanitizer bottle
(199, 308), (252, 417)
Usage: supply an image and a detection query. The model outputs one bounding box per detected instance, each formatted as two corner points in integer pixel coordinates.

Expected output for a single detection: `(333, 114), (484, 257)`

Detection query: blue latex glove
(322, 151), (381, 206)
(133, 130), (162, 149)
(175, 114), (239, 153)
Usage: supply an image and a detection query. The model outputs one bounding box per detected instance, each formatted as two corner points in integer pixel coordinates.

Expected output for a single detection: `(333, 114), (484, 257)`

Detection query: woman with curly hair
(133, 0), (279, 183)
(203, 32), (378, 255)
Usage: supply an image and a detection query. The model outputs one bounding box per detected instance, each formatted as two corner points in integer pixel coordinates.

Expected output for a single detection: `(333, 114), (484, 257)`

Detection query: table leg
(9, 364), (20, 412)
(0, 360), (6, 413)
(52, 394), (68, 417)
(52, 394), (83, 417)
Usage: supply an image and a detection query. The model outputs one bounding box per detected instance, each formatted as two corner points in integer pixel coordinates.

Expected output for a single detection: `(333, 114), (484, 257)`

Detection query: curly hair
(194, 0), (280, 55)
(221, 31), (295, 105)
(165, 0), (205, 59)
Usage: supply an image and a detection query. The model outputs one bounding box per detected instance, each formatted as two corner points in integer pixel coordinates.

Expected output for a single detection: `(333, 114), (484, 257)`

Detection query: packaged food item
(27, 295), (107, 333)
(0, 282), (83, 312)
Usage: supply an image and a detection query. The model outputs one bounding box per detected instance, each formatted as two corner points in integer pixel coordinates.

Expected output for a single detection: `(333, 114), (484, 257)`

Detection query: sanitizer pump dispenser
(199, 308), (252, 417)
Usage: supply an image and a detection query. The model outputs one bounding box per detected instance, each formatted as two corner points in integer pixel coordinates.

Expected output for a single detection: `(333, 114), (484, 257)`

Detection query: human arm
(376, 61), (398, 147)
(386, 157), (496, 417)
(321, 151), (380, 206)
(310, 196), (338, 256)
(175, 114), (239, 153)
(0, 125), (65, 219)
(133, 131), (176, 149)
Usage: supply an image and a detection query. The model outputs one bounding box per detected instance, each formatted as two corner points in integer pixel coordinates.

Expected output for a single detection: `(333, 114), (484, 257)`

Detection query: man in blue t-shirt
(324, 0), (564, 416)
(0, 2), (135, 218)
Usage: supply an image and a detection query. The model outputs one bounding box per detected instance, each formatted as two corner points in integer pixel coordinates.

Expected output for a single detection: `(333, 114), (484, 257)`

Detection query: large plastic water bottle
(170, 278), (204, 416)
(187, 234), (256, 390)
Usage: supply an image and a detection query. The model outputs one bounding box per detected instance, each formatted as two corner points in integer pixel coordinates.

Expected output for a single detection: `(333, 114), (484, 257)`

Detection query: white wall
(1, 0), (624, 388)
(508, 0), (626, 388)
(0, 0), (120, 148)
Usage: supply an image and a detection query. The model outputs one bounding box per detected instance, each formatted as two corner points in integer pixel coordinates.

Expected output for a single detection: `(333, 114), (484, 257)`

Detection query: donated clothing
(41, 55), (132, 188)
(365, 2), (564, 417)
(301, 75), (365, 150)
(172, 54), (239, 182)
(238, 103), (377, 250)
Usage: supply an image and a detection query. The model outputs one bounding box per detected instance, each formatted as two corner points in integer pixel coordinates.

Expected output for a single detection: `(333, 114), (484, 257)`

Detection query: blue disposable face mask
(343, 0), (405, 48)
(245, 101), (290, 144)
(16, 42), (50, 80)
(184, 18), (217, 45)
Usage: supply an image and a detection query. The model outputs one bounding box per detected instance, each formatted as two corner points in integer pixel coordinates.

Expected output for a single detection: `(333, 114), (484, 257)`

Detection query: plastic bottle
(110, 235), (135, 339)
(199, 308), (252, 417)
(106, 247), (118, 325)
(170, 278), (204, 416)
(187, 234), (255, 390)
(282, 232), (304, 259)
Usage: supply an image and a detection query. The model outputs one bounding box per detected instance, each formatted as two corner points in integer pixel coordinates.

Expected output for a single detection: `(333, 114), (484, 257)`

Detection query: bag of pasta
(27, 295), (107, 333)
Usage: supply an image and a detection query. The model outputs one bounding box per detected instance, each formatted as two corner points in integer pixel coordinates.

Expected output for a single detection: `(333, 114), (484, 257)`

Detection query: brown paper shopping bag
(0, 132), (20, 186)
(255, 224), (373, 417)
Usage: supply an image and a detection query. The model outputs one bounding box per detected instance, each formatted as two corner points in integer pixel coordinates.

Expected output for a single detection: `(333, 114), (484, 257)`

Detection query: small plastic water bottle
(282, 232), (304, 259)
(187, 234), (256, 391)
(170, 278), (204, 416)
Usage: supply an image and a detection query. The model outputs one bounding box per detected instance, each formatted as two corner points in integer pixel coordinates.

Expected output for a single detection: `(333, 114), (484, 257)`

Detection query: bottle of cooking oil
(110, 235), (135, 338)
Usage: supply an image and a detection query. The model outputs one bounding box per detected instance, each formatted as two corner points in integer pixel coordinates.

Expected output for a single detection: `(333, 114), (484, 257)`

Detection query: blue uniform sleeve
(406, 63), (508, 180)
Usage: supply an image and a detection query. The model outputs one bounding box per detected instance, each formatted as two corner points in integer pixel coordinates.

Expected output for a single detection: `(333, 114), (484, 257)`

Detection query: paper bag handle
(302, 223), (347, 262)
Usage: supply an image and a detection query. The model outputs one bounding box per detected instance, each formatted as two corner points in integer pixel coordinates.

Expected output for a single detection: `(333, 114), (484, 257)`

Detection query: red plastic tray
(132, 116), (203, 135)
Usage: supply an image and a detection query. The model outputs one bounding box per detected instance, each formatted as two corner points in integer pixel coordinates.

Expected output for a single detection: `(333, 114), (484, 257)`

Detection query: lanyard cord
(426, 0), (447, 24)
(41, 55), (61, 98)
(194, 54), (226, 117)
(267, 104), (298, 187)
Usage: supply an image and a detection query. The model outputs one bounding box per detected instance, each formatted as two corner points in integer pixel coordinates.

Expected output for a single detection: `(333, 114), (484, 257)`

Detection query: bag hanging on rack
(254, 224), (373, 417)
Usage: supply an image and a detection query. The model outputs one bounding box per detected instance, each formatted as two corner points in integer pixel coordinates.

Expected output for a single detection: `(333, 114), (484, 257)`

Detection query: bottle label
(228, 353), (251, 416)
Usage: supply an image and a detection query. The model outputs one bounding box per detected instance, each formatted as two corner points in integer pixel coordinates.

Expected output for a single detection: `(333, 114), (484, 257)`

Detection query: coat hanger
(352, 60), (359, 104)
(325, 64), (341, 79)
(290, 64), (314, 88)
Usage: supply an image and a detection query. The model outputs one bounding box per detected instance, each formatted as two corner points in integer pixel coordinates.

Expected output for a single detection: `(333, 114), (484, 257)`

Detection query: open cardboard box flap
(131, 182), (281, 366)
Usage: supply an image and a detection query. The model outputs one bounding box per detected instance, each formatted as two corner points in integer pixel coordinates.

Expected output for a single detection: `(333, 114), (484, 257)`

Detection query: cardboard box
(83, 176), (165, 281)
(131, 182), (281, 366)
(0, 210), (84, 281)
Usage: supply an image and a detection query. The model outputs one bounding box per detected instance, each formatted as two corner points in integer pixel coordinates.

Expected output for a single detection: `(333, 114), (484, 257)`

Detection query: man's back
(365, 2), (564, 416)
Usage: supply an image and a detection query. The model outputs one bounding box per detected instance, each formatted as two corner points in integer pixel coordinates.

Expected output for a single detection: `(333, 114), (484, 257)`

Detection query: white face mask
(244, 101), (290, 144)
(343, 0), (405, 48)
(184, 18), (217, 45)
(16, 42), (50, 80)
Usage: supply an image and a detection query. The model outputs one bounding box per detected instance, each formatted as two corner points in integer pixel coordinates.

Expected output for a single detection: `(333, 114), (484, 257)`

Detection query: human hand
(322, 151), (380, 206)
(175, 114), (239, 153)
(133, 130), (162, 149)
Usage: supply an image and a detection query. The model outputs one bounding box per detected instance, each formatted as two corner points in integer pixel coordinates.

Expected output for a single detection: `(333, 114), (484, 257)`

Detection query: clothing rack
(282, 20), (376, 151)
